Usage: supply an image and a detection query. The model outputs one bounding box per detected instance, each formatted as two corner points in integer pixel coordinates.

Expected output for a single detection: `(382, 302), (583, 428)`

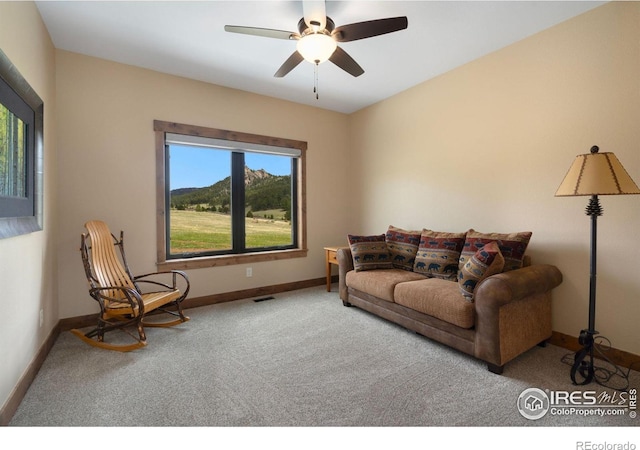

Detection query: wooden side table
(324, 246), (345, 292)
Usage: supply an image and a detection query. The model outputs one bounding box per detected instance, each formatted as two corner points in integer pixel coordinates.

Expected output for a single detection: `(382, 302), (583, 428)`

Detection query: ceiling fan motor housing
(297, 17), (335, 36)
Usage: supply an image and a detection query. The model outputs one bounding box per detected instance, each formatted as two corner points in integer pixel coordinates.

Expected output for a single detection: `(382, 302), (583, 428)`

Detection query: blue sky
(169, 144), (291, 189)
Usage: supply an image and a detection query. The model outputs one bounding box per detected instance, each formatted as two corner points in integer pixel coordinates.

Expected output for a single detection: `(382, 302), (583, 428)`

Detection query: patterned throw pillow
(413, 230), (466, 281)
(385, 225), (421, 271)
(459, 229), (532, 272)
(458, 241), (505, 301)
(348, 234), (394, 272)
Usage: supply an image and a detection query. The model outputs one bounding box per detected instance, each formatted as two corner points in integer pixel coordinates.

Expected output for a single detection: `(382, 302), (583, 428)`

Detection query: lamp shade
(555, 147), (640, 197)
(296, 33), (337, 64)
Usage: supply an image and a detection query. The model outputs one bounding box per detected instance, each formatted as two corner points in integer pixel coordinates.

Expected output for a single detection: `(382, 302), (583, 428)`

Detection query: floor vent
(253, 296), (275, 303)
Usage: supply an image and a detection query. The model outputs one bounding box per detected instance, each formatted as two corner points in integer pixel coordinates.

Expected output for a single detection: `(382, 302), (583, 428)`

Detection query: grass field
(170, 209), (292, 254)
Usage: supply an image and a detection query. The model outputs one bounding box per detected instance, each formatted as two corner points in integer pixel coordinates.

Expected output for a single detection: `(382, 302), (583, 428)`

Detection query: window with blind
(0, 49), (43, 239)
(154, 121), (307, 269)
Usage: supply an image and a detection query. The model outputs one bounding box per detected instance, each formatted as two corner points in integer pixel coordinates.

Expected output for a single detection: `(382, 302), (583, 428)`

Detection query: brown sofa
(337, 229), (563, 374)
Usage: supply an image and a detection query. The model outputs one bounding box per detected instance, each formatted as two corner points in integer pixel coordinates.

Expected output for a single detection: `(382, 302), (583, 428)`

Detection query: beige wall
(0, 2), (58, 411)
(348, 2), (640, 355)
(54, 50), (351, 318)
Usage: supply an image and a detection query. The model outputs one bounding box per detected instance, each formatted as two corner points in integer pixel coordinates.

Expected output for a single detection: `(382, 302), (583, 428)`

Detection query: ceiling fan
(224, 0), (408, 79)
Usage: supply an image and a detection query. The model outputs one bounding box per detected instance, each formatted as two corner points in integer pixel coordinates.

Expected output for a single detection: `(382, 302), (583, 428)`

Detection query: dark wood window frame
(154, 120), (308, 270)
(0, 49), (44, 239)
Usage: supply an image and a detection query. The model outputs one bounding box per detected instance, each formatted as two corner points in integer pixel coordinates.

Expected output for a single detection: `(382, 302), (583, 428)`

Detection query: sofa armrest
(337, 248), (354, 302)
(474, 264), (563, 368)
(475, 264), (562, 309)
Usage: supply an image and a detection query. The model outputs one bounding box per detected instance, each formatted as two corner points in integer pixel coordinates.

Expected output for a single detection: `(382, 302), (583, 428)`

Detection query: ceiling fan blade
(274, 51), (304, 78)
(329, 46), (364, 77)
(332, 16), (408, 42)
(224, 25), (298, 40)
(302, 0), (326, 30)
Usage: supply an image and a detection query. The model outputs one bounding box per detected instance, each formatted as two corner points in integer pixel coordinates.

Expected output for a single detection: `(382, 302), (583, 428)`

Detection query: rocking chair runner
(72, 220), (190, 351)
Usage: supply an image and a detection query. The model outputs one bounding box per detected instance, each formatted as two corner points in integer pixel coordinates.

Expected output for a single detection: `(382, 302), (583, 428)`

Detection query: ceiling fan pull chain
(314, 61), (319, 100)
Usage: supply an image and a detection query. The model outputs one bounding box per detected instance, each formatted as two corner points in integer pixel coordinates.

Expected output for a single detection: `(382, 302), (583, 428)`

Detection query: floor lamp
(555, 145), (640, 388)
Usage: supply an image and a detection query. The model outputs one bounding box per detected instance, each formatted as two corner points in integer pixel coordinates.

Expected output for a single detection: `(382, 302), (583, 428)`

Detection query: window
(0, 49), (43, 239)
(154, 121), (307, 269)
(0, 102), (27, 200)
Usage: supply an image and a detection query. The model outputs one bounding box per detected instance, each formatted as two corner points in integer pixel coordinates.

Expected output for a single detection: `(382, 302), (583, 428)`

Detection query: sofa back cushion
(348, 234), (394, 272)
(458, 241), (505, 301)
(385, 225), (421, 271)
(412, 230), (466, 281)
(459, 229), (532, 272)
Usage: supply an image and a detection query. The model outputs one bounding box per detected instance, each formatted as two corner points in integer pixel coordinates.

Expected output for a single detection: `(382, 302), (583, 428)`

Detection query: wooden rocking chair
(71, 220), (190, 351)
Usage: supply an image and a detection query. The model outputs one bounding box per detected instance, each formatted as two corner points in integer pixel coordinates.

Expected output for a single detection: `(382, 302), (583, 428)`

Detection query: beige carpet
(9, 285), (640, 442)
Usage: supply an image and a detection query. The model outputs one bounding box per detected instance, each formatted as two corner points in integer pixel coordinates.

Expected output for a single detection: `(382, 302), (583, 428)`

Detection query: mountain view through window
(168, 144), (295, 257)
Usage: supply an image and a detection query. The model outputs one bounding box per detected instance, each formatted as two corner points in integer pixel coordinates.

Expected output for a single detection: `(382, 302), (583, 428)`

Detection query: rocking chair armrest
(89, 286), (144, 310)
(133, 270), (190, 296)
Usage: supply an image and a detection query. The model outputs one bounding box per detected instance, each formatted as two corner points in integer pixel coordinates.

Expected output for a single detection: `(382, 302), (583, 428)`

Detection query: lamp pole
(571, 191), (602, 385)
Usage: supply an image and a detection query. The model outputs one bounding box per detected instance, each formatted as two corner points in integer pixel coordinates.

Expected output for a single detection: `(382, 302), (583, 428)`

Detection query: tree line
(170, 170), (291, 220)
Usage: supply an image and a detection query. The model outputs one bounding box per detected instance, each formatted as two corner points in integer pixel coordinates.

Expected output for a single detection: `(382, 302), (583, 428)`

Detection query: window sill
(157, 248), (308, 271)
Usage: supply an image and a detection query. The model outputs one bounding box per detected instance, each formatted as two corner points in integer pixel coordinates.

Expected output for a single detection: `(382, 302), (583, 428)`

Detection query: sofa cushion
(413, 230), (466, 281)
(346, 269), (426, 302)
(459, 229), (532, 272)
(394, 278), (475, 329)
(385, 225), (421, 271)
(348, 234), (394, 272)
(458, 241), (505, 301)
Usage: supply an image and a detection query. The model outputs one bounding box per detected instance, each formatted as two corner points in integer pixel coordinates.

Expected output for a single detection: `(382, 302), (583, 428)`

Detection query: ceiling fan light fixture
(296, 33), (337, 64)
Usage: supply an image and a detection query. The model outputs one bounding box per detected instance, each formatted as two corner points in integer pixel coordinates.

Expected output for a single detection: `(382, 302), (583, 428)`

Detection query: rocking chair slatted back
(85, 220), (136, 300)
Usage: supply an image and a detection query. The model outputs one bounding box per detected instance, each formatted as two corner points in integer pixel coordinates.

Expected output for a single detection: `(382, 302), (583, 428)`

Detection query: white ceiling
(35, 1), (605, 114)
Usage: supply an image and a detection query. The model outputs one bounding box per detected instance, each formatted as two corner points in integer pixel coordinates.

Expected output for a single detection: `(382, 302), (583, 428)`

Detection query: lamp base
(566, 330), (631, 391)
(570, 329), (596, 385)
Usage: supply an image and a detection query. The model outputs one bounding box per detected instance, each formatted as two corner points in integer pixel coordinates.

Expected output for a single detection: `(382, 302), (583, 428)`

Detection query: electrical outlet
(39, 309), (44, 327)
(246, 267), (252, 277)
